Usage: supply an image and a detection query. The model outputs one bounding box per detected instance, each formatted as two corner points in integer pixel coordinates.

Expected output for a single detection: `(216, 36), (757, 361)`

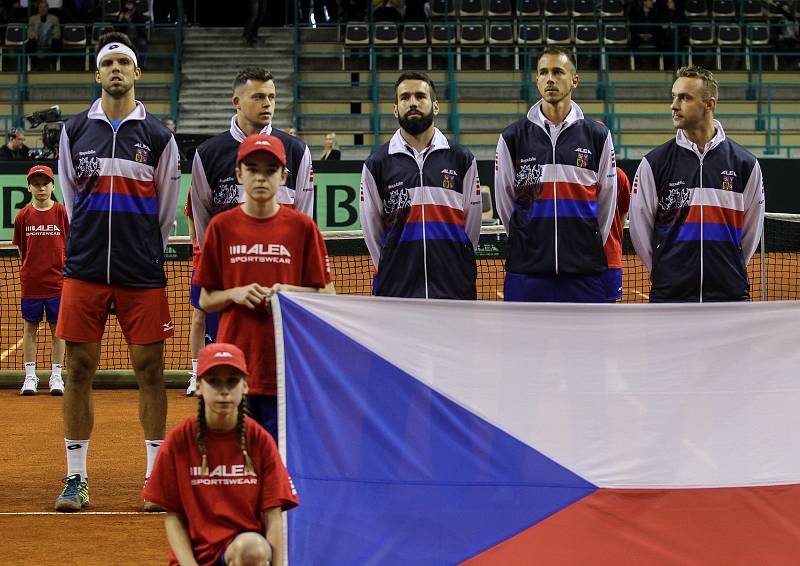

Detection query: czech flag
(273, 295), (800, 565)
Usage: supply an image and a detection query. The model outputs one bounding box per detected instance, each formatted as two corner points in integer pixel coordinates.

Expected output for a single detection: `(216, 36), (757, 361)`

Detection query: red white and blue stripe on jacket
(58, 99), (181, 287)
(360, 128), (482, 299)
(629, 121), (765, 302)
(495, 100), (617, 277)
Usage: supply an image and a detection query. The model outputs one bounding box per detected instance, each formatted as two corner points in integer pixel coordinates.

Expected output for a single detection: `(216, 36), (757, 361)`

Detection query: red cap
(27, 164), (54, 182)
(237, 134), (286, 167)
(197, 343), (249, 377)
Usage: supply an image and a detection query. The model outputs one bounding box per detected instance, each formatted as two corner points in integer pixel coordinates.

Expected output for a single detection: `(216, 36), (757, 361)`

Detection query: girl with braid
(143, 343), (298, 566)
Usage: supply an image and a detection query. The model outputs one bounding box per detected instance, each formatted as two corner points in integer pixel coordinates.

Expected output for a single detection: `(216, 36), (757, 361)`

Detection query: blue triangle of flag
(279, 295), (597, 564)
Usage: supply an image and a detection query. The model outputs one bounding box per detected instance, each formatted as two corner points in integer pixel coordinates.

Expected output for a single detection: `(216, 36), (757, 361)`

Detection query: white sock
(65, 439), (89, 481)
(24, 362), (36, 377)
(51, 364), (63, 378)
(145, 440), (164, 480)
(191, 359), (198, 377)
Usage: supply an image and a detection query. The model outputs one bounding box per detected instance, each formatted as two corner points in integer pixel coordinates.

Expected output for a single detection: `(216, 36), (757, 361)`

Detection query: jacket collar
(676, 119), (726, 154)
(229, 115), (272, 143)
(527, 99), (584, 131)
(87, 98), (146, 124)
(388, 127), (450, 156)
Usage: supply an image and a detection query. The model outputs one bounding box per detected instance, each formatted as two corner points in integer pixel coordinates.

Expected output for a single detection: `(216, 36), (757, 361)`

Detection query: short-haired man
(0, 127), (30, 160)
(360, 71), (481, 299)
(55, 32), (182, 512)
(188, 67), (314, 394)
(495, 47), (617, 302)
(629, 66), (765, 302)
(191, 67), (314, 246)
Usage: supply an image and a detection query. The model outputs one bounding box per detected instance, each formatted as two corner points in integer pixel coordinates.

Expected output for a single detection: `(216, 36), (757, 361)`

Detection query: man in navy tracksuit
(186, 67), (314, 397)
(360, 71), (482, 299)
(629, 66), (765, 302)
(495, 47), (617, 302)
(54, 32), (181, 512)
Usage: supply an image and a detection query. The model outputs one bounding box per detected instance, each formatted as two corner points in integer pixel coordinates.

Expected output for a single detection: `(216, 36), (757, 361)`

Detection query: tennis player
(13, 164), (69, 396)
(194, 134), (334, 441)
(54, 32), (181, 512)
(184, 190), (218, 397)
(143, 342), (298, 566)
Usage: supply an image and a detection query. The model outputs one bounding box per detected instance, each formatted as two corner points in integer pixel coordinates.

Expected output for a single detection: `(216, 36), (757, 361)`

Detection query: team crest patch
(134, 142), (150, 163)
(575, 147), (592, 168)
(442, 173), (455, 189)
(721, 170), (737, 191)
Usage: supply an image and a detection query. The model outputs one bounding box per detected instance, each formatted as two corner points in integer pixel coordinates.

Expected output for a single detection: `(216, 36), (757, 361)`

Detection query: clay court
(1, 389), (196, 565)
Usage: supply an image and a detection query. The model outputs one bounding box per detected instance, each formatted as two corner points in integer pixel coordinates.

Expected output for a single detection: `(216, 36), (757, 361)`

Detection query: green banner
(0, 171), (363, 241)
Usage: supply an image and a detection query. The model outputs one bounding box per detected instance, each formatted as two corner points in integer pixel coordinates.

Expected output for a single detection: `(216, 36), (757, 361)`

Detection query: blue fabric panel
(675, 222), (742, 244)
(399, 221), (469, 243)
(529, 199), (598, 219)
(82, 192), (159, 215)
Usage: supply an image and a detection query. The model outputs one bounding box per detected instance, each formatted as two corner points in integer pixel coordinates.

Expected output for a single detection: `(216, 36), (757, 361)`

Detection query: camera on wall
(25, 105), (63, 159)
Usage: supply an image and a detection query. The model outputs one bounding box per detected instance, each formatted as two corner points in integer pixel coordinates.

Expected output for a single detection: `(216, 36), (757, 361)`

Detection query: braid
(238, 395), (255, 475)
(197, 397), (208, 476)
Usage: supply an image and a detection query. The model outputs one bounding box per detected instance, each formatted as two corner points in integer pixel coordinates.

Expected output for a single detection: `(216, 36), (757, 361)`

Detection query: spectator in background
(373, 0), (402, 21)
(657, 0), (684, 68)
(27, 0), (61, 71)
(0, 127), (31, 160)
(319, 132), (340, 160)
(161, 117), (187, 160)
(628, 0), (660, 50)
(287, 127), (297, 136)
(117, 0), (148, 66)
(161, 117), (176, 132)
(64, 0), (95, 22)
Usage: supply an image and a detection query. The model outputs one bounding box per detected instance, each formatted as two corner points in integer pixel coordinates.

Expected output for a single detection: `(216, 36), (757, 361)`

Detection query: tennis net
(1, 213), (798, 371)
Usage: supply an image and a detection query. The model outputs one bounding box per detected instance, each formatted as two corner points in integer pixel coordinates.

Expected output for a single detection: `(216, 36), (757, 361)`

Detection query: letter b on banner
(326, 185), (358, 229)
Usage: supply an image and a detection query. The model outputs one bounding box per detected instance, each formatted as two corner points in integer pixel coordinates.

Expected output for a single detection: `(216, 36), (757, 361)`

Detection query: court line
(0, 337), (24, 362)
(0, 511), (160, 516)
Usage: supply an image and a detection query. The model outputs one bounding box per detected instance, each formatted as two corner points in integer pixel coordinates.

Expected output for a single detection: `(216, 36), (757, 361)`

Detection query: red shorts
(56, 278), (174, 345)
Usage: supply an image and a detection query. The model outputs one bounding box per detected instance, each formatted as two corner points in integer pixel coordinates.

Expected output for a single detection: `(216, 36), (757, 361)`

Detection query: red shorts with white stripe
(56, 278), (174, 345)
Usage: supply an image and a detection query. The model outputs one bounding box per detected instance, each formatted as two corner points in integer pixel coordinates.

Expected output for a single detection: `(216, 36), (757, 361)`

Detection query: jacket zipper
(698, 152), (705, 303)
(416, 153), (429, 299)
(108, 126), (117, 284)
(549, 125), (561, 274)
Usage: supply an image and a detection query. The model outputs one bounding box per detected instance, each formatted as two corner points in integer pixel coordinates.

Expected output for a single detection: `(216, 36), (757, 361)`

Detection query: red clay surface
(1, 389), (196, 565)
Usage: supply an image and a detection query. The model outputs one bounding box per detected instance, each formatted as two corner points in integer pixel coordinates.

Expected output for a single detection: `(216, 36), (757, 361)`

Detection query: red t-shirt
(194, 205), (331, 395)
(604, 167), (632, 270)
(142, 416), (299, 566)
(12, 202), (69, 298)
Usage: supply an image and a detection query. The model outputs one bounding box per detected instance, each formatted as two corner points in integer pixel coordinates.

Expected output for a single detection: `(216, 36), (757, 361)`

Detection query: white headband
(96, 43), (138, 69)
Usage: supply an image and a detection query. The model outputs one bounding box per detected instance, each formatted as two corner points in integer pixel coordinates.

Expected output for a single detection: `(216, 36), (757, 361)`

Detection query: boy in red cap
(143, 342), (299, 566)
(13, 164), (69, 396)
(194, 134), (334, 441)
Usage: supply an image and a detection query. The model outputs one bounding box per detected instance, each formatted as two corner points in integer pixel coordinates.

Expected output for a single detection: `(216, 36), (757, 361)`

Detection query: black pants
(243, 0), (269, 42)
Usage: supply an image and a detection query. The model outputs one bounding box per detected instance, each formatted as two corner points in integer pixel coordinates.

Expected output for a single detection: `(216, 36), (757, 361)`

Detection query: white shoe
(186, 374), (197, 397)
(20, 376), (38, 396)
(49, 375), (65, 396)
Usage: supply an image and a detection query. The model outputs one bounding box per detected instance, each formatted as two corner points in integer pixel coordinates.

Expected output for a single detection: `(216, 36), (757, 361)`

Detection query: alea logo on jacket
(229, 243), (292, 264)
